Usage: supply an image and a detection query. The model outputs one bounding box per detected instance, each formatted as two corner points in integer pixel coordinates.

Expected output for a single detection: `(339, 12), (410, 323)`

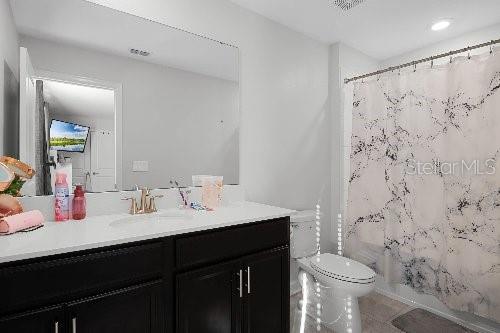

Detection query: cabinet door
(67, 281), (164, 333)
(242, 247), (289, 333)
(0, 305), (64, 333)
(176, 260), (241, 333)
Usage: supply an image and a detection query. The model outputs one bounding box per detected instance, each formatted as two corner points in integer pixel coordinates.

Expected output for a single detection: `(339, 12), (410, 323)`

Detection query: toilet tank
(290, 210), (318, 259)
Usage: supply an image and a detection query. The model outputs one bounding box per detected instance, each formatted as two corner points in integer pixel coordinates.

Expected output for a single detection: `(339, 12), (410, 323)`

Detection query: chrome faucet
(122, 187), (164, 215)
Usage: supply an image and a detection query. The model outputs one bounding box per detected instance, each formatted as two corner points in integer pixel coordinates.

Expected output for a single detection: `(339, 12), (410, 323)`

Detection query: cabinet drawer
(175, 218), (289, 269)
(0, 242), (163, 315)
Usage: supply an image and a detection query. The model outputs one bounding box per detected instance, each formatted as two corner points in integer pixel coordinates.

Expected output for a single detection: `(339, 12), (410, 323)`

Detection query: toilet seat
(309, 253), (376, 284)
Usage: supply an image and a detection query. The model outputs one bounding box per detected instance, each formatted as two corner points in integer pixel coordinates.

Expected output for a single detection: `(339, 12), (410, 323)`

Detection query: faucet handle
(147, 195), (164, 213)
(122, 197), (138, 214)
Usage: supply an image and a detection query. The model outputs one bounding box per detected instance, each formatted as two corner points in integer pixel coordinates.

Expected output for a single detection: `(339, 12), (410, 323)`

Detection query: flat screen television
(49, 120), (90, 153)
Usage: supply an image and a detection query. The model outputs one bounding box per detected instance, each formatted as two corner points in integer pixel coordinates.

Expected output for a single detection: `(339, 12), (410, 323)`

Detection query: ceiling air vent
(332, 0), (366, 11)
(129, 48), (150, 57)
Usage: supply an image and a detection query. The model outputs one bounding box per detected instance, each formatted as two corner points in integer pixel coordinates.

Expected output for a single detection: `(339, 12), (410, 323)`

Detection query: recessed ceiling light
(431, 20), (451, 31)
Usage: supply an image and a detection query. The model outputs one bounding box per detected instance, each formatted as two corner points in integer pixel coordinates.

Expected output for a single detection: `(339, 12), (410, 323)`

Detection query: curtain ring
(449, 56), (453, 64)
(467, 50), (471, 60)
(490, 44), (494, 54)
(430, 59), (434, 68)
(413, 63), (417, 72)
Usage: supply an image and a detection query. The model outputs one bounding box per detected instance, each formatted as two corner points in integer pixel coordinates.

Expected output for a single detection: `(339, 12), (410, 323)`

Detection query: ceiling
(229, 0), (500, 60)
(43, 80), (114, 119)
(11, 0), (239, 81)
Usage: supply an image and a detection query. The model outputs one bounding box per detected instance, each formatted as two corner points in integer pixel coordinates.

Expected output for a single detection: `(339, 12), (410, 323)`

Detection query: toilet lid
(310, 253), (376, 282)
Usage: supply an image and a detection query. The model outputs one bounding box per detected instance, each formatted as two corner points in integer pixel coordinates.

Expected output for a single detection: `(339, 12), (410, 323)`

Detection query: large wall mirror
(3, 0), (239, 196)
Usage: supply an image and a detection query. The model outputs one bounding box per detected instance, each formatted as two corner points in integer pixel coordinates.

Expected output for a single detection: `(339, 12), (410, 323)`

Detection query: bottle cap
(74, 184), (85, 197)
(55, 172), (67, 184)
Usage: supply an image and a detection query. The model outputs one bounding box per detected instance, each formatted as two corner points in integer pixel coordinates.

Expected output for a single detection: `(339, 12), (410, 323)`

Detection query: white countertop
(0, 202), (294, 264)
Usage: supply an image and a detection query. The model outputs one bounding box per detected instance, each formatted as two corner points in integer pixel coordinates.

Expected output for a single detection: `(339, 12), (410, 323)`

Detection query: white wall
(0, 0), (19, 156)
(21, 35), (240, 190)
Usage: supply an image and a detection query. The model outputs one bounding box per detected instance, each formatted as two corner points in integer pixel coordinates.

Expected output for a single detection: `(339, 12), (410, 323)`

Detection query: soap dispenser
(72, 184), (86, 220)
(54, 172), (69, 221)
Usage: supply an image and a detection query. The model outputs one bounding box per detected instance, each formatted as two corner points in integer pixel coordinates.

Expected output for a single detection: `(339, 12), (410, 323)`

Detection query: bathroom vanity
(0, 203), (292, 333)
(0, 0), (291, 330)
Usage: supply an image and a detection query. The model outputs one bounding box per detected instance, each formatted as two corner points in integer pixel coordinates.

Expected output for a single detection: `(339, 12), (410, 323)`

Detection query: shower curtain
(345, 51), (500, 322)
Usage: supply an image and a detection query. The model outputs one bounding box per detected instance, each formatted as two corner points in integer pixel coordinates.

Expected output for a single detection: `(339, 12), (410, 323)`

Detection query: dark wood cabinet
(176, 260), (242, 333)
(242, 247), (289, 333)
(67, 281), (164, 333)
(176, 246), (290, 333)
(0, 217), (290, 333)
(0, 305), (64, 333)
(0, 242), (163, 315)
(0, 281), (164, 333)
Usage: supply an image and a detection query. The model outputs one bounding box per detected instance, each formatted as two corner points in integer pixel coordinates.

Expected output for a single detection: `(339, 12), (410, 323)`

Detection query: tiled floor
(290, 291), (412, 333)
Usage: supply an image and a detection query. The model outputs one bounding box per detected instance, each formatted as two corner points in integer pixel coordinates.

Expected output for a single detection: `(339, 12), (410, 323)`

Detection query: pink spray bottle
(54, 171), (69, 221)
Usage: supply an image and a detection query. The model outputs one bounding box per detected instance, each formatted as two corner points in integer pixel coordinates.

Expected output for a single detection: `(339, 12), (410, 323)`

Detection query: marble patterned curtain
(345, 51), (500, 322)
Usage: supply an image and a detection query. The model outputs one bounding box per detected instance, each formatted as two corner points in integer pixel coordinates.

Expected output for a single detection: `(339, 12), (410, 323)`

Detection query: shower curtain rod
(344, 38), (500, 84)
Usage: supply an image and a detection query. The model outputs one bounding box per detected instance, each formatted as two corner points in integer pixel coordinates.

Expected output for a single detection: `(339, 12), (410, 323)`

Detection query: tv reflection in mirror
(49, 120), (90, 153)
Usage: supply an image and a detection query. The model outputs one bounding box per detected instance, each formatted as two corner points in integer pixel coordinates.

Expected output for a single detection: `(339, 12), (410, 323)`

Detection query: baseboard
(375, 283), (500, 333)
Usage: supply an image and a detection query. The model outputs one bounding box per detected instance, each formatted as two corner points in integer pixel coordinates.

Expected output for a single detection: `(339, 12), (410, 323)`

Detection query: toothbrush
(179, 189), (187, 206)
(175, 181), (188, 206)
(170, 180), (188, 206)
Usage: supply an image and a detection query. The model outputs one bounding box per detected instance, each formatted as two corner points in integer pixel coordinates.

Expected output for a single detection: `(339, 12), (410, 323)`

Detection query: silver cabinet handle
(237, 269), (243, 298)
(247, 266), (251, 294)
(72, 317), (77, 333)
(54, 321), (59, 333)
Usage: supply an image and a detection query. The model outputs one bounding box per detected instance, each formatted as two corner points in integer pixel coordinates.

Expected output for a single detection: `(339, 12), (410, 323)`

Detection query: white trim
(236, 46), (242, 186)
(35, 70), (118, 91)
(19, 48), (28, 163)
(34, 70), (123, 190)
(114, 84), (123, 191)
(19, 49), (35, 167)
(19, 48), (37, 195)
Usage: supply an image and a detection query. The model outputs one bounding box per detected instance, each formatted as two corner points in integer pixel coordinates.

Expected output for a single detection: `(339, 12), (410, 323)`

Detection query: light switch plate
(133, 160), (149, 172)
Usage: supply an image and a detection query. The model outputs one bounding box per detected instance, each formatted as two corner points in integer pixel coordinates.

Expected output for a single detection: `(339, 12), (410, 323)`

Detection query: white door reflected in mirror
(90, 130), (115, 192)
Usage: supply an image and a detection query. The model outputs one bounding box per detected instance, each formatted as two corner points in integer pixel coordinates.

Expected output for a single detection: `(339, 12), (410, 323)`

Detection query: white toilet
(291, 211), (376, 333)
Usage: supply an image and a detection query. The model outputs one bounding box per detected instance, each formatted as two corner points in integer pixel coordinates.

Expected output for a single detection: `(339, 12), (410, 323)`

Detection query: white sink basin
(109, 210), (193, 228)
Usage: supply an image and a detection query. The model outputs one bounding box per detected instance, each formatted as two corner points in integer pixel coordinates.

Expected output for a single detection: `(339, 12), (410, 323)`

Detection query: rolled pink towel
(0, 210), (44, 235)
